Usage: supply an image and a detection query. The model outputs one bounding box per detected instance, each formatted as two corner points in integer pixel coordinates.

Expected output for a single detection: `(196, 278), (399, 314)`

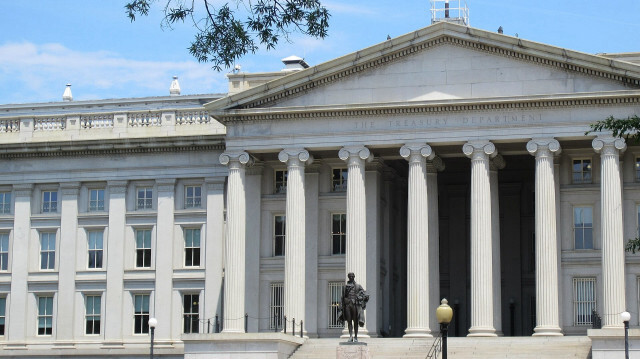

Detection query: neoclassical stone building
(1, 21), (640, 356)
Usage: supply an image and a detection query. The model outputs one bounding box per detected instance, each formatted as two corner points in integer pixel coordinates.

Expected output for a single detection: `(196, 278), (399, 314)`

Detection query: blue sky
(1, 1), (639, 104)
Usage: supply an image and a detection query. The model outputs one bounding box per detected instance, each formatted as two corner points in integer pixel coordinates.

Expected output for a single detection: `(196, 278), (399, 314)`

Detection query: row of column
(219, 135), (627, 336)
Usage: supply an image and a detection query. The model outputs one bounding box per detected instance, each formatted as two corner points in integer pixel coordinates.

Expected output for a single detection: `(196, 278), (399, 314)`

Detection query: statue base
(337, 342), (369, 359)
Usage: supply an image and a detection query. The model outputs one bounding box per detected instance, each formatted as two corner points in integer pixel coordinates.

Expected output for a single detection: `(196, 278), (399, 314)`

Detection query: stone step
(290, 336), (592, 359)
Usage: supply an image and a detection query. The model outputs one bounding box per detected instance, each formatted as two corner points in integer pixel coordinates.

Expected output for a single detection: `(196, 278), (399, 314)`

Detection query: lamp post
(436, 298), (454, 359)
(148, 317), (158, 359)
(621, 311), (631, 359)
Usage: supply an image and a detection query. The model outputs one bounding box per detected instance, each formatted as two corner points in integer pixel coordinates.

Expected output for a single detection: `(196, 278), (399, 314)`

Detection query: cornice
(213, 91), (640, 124)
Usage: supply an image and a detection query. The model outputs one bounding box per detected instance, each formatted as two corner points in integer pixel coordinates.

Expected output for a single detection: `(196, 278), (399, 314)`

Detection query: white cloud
(0, 42), (228, 104)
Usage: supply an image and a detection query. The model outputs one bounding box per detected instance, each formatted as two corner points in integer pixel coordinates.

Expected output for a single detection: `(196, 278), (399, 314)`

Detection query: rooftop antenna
(430, 0), (469, 26)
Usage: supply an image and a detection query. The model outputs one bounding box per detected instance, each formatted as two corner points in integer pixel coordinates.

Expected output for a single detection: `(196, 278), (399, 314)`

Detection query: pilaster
(463, 141), (497, 337)
(204, 178), (225, 327)
(279, 149), (312, 336)
(593, 136), (627, 328)
(527, 139), (563, 336)
(219, 152), (252, 333)
(57, 182), (80, 345)
(155, 178), (176, 340)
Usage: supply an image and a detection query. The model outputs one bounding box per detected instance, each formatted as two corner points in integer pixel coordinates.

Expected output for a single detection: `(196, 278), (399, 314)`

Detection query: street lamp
(621, 311), (631, 359)
(436, 298), (454, 359)
(148, 317), (158, 359)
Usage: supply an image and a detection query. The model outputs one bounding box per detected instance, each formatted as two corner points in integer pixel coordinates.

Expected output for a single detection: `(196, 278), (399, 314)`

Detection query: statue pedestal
(337, 342), (369, 359)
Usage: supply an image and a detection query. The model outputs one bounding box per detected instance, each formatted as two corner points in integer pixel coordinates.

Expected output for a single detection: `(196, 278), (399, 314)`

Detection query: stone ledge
(183, 332), (305, 359)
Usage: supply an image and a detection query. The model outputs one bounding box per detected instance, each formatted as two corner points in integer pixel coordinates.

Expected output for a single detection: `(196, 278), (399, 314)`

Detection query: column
(463, 141), (497, 337)
(204, 178), (225, 328)
(219, 151), (252, 332)
(244, 164), (262, 332)
(339, 145), (372, 337)
(279, 148), (312, 335)
(57, 182), (80, 345)
(490, 156), (505, 335)
(7, 184), (33, 347)
(104, 181), (127, 347)
(527, 138), (563, 336)
(304, 163), (320, 337)
(593, 136), (627, 328)
(400, 144), (434, 338)
(155, 178), (176, 340)
(427, 157), (444, 333)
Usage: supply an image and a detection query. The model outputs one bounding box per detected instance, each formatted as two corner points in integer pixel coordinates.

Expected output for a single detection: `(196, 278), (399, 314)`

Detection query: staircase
(289, 336), (592, 358)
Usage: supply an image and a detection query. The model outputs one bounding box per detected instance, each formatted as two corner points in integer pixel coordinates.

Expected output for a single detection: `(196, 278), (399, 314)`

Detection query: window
(184, 228), (201, 267)
(42, 191), (58, 213)
(637, 205), (640, 238)
(37, 296), (53, 335)
(0, 297), (5, 335)
(574, 207), (593, 249)
(135, 229), (152, 268)
(274, 215), (286, 256)
(332, 213), (346, 255)
(136, 187), (153, 210)
(87, 230), (104, 269)
(185, 186), (202, 208)
(0, 233), (8, 271)
(573, 277), (596, 325)
(332, 168), (348, 192)
(0, 192), (10, 214)
(183, 294), (199, 333)
(85, 295), (101, 335)
(572, 159), (592, 184)
(636, 158), (640, 182)
(133, 294), (150, 334)
(40, 232), (56, 270)
(89, 189), (105, 211)
(269, 283), (284, 330)
(328, 282), (345, 328)
(274, 170), (287, 194)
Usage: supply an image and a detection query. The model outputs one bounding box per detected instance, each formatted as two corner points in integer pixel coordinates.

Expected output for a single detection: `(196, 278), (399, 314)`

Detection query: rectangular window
(572, 159), (592, 184)
(269, 283), (284, 330)
(133, 294), (150, 334)
(332, 168), (348, 192)
(87, 230), (104, 269)
(637, 205), (640, 238)
(184, 228), (201, 267)
(37, 296), (53, 335)
(85, 295), (101, 335)
(0, 297), (5, 335)
(274, 170), (288, 194)
(89, 189), (105, 211)
(40, 232), (56, 270)
(183, 294), (200, 333)
(328, 282), (345, 328)
(331, 213), (347, 255)
(0, 192), (10, 214)
(42, 191), (58, 213)
(574, 207), (593, 249)
(636, 158), (640, 182)
(274, 215), (286, 256)
(135, 229), (152, 268)
(136, 187), (153, 210)
(185, 186), (202, 208)
(573, 277), (596, 325)
(0, 233), (8, 271)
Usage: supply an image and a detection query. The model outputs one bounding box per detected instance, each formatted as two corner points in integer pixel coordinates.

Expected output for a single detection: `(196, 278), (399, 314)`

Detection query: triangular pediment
(206, 22), (640, 114)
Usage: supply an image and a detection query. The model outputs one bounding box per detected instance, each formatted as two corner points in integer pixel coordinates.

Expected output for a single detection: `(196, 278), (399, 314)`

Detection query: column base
(403, 328), (433, 338)
(468, 326), (497, 337)
(533, 325), (563, 336)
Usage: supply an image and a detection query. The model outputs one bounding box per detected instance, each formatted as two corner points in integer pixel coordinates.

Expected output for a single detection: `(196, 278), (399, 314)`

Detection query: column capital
(156, 178), (177, 193)
(205, 177), (225, 191)
(592, 136), (626, 155)
(13, 183), (33, 197)
(463, 141), (497, 160)
(400, 143), (435, 163)
(107, 180), (128, 193)
(279, 148), (313, 166)
(527, 138), (561, 158)
(339, 146), (373, 163)
(60, 182), (81, 196)
(219, 151), (253, 167)
(490, 155), (506, 171)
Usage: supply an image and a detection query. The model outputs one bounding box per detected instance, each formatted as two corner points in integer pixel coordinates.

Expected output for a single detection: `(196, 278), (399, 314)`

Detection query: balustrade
(81, 114), (114, 129)
(34, 117), (66, 131)
(127, 112), (162, 127)
(0, 119), (19, 133)
(176, 111), (210, 125)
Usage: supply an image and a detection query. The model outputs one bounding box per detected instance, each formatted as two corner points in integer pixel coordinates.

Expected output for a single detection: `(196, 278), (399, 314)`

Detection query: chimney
(170, 76), (181, 96)
(62, 84), (73, 102)
(281, 56), (309, 72)
(445, 0), (449, 18)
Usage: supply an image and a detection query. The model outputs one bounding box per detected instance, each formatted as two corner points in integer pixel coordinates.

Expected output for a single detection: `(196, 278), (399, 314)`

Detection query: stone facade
(1, 21), (640, 357)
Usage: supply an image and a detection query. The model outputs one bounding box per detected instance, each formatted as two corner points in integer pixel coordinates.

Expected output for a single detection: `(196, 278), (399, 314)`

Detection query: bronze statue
(338, 272), (369, 342)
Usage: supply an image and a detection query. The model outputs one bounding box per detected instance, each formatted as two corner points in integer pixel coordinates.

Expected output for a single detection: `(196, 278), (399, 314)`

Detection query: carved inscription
(353, 113), (543, 130)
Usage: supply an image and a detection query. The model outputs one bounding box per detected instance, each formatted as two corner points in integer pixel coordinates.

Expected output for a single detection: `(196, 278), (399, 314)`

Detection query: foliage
(626, 237), (640, 254)
(125, 0), (330, 71)
(586, 115), (640, 143)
